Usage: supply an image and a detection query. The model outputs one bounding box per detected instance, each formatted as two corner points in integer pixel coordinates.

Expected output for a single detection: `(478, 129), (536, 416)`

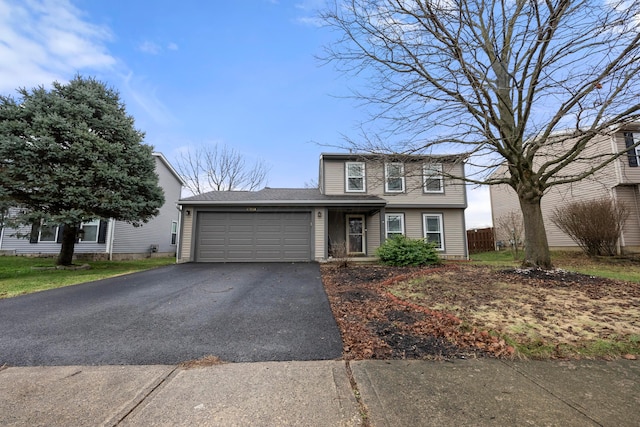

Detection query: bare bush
(330, 241), (351, 269)
(551, 198), (628, 256)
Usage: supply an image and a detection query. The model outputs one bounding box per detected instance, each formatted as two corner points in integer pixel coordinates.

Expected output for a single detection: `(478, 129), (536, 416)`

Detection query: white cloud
(0, 0), (176, 127)
(0, 0), (115, 94)
(138, 41), (161, 55)
(167, 42), (179, 51)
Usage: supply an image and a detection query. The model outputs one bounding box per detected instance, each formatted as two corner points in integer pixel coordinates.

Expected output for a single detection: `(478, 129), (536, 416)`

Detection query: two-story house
(490, 125), (640, 252)
(177, 152), (469, 262)
(0, 153), (185, 260)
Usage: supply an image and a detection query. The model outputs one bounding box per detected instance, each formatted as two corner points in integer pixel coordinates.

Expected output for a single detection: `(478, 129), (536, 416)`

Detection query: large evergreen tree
(0, 76), (164, 265)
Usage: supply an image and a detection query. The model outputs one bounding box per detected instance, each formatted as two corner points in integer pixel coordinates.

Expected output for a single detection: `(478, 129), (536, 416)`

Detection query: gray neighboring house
(0, 153), (185, 260)
(177, 152), (469, 263)
(490, 124), (640, 253)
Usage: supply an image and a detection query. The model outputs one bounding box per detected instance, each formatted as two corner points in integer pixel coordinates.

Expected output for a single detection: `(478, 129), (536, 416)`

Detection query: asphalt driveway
(0, 263), (343, 366)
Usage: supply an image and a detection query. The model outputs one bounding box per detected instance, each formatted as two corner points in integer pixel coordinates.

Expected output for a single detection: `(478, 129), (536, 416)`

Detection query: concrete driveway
(0, 263), (343, 366)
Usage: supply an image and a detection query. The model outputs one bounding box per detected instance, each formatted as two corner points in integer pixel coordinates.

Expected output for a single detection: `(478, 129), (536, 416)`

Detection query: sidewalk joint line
(111, 366), (180, 426)
(345, 360), (372, 427)
(500, 360), (603, 427)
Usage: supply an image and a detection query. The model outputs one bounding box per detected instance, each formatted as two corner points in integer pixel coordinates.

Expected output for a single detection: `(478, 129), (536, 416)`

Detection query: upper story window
(385, 163), (405, 193)
(385, 213), (405, 239)
(346, 162), (366, 192)
(423, 163), (444, 193)
(423, 213), (444, 251)
(624, 132), (640, 167)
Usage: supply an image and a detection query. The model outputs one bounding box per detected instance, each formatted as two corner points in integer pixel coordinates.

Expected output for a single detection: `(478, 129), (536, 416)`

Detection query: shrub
(551, 197), (628, 256)
(376, 235), (440, 266)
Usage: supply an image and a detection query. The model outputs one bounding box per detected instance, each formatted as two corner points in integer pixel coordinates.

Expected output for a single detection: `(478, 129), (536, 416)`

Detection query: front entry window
(347, 215), (365, 254)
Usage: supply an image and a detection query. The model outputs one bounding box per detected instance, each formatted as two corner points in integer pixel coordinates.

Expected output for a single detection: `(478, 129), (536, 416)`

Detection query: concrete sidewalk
(1, 359), (638, 426)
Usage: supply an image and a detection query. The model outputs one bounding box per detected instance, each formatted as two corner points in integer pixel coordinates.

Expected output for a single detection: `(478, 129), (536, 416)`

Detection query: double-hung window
(39, 224), (58, 242)
(346, 162), (366, 192)
(423, 213), (444, 251)
(423, 163), (444, 193)
(171, 221), (178, 245)
(385, 213), (405, 239)
(385, 163), (405, 193)
(79, 220), (100, 242)
(624, 132), (640, 167)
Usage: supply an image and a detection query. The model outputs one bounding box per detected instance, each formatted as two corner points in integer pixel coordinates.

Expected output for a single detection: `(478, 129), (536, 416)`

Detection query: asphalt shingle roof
(180, 187), (386, 205)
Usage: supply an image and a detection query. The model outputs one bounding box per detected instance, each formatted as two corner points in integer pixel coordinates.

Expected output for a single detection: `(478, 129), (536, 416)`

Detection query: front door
(346, 215), (365, 254)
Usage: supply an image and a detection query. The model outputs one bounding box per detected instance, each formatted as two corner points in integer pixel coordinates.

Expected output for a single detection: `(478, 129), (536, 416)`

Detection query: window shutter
(29, 224), (39, 243)
(97, 220), (108, 244)
(56, 225), (64, 243)
(624, 132), (638, 167)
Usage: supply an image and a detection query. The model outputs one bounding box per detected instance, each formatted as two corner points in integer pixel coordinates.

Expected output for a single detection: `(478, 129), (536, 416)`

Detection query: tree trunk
(57, 224), (77, 266)
(518, 196), (553, 269)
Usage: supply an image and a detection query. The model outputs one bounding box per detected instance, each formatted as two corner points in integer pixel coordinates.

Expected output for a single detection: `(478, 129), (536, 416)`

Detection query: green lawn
(469, 250), (640, 283)
(0, 256), (176, 298)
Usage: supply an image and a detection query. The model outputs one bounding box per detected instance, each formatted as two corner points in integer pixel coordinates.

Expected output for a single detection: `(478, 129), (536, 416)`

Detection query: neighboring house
(177, 152), (469, 263)
(0, 153), (184, 260)
(490, 125), (640, 252)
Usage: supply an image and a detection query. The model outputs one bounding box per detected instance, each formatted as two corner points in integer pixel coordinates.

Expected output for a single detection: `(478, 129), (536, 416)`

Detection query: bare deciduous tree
(496, 210), (524, 259)
(175, 144), (271, 194)
(320, 0), (640, 268)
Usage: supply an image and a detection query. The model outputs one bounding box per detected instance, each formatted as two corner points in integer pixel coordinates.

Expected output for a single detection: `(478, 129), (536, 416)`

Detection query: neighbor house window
(423, 163), (444, 193)
(385, 163), (405, 193)
(79, 220), (99, 242)
(171, 221), (178, 245)
(423, 213), (444, 251)
(385, 213), (405, 239)
(624, 132), (640, 167)
(346, 162), (366, 192)
(39, 224), (58, 242)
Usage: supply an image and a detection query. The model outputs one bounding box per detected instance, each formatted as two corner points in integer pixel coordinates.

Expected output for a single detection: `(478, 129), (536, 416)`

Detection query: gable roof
(153, 152), (186, 186)
(179, 187), (386, 207)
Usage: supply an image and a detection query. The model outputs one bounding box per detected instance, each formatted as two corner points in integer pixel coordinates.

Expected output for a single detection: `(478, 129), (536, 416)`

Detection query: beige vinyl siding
(323, 160), (346, 195)
(388, 208), (466, 259)
(615, 185), (640, 249)
(490, 132), (636, 250)
(314, 208), (326, 260)
(366, 212), (381, 255)
(322, 158), (465, 206)
(615, 132), (640, 184)
(179, 209), (193, 262)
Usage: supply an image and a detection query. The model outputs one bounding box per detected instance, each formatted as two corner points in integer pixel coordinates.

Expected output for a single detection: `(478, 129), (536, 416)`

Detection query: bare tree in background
(496, 210), (524, 259)
(320, 0), (640, 268)
(175, 144), (271, 194)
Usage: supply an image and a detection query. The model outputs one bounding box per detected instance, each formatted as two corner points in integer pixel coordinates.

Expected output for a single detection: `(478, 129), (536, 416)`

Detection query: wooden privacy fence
(467, 227), (495, 253)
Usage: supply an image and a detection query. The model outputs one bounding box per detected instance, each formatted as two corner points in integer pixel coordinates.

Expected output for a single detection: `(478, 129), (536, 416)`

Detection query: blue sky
(0, 0), (492, 228)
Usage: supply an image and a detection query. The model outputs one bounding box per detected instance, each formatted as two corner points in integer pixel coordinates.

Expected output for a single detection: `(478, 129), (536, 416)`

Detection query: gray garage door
(196, 212), (312, 262)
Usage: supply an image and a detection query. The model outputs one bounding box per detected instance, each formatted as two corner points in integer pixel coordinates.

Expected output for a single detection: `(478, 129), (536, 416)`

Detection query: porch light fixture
(317, 211), (322, 218)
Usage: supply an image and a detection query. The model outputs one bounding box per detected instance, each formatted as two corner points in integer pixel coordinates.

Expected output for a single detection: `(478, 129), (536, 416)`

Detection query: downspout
(176, 204), (182, 263)
(107, 219), (116, 261)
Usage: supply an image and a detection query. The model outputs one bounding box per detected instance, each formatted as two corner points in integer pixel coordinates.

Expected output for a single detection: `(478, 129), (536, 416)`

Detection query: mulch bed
(320, 263), (640, 360)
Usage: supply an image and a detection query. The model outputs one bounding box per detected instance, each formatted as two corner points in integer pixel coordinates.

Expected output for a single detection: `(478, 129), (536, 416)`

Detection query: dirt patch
(321, 263), (640, 360)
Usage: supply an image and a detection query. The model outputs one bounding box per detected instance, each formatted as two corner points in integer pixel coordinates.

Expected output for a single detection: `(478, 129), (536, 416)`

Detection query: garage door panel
(196, 212), (311, 262)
